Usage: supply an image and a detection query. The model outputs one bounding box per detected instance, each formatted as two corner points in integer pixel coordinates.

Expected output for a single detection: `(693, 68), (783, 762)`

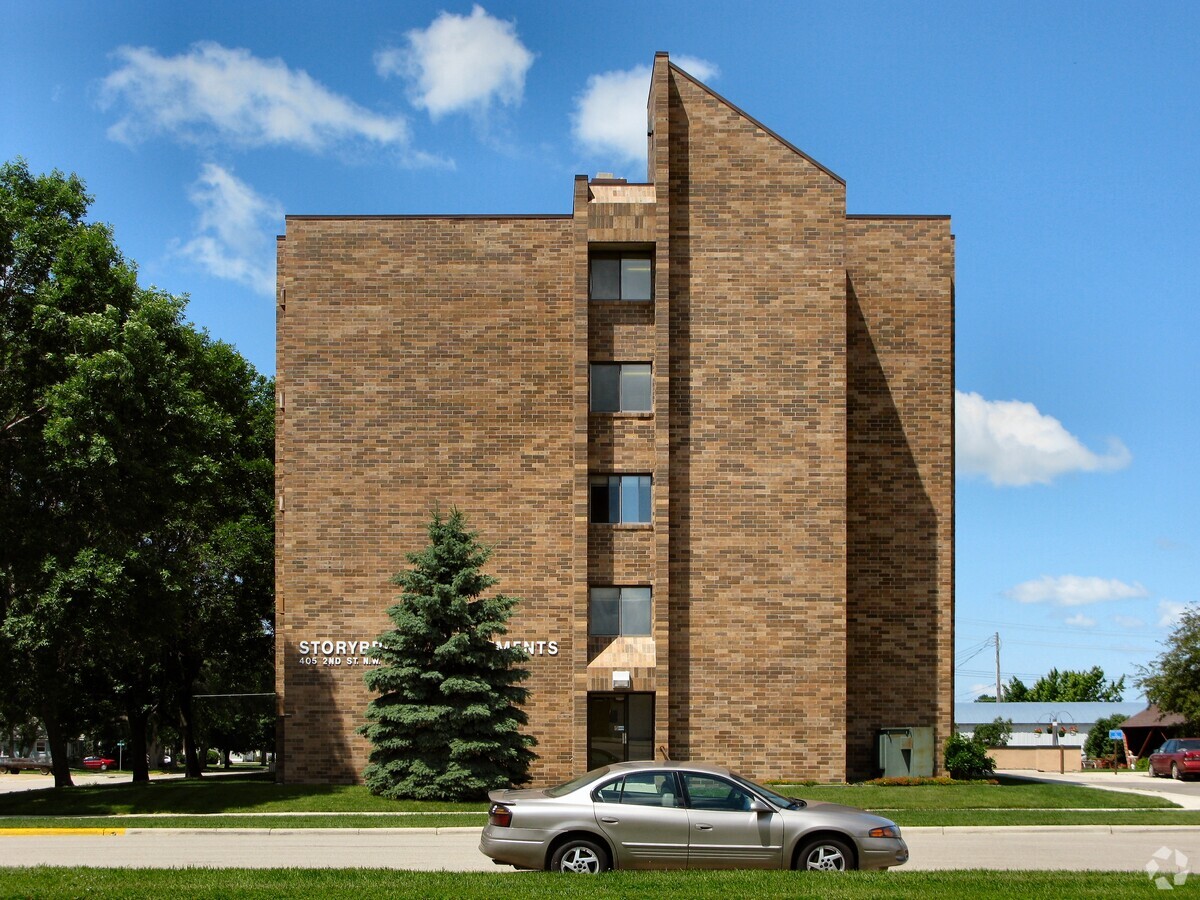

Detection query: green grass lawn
(778, 777), (1176, 809)
(0, 771), (1189, 830)
(0, 868), (1163, 899)
(0, 773), (483, 817)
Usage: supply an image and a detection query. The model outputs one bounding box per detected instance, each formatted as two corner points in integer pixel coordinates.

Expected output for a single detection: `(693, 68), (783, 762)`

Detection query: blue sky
(6, 1), (1198, 703)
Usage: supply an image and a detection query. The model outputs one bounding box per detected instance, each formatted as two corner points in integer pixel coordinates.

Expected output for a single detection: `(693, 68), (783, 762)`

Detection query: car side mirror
(749, 799), (772, 813)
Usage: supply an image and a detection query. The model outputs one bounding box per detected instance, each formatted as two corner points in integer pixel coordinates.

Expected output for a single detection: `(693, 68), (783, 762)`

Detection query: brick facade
(275, 54), (953, 785)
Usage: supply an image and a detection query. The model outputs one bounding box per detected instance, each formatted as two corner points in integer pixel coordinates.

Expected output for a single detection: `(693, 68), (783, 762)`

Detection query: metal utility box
(878, 726), (934, 778)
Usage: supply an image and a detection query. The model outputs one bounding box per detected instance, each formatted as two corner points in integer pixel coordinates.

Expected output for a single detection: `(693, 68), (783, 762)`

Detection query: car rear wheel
(550, 838), (609, 874)
(39, 767), (50, 775)
(798, 837), (856, 871)
(99, 763), (108, 771)
(1172, 763), (1183, 781)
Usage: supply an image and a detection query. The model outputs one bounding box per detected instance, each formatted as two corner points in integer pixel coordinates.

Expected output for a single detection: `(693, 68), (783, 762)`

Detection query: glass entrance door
(588, 693), (655, 770)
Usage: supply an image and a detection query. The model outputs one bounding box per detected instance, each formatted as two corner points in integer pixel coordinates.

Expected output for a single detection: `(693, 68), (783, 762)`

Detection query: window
(595, 772), (679, 807)
(590, 586), (652, 636)
(590, 363), (651, 412)
(589, 475), (652, 524)
(590, 253), (652, 301)
(681, 773), (754, 812)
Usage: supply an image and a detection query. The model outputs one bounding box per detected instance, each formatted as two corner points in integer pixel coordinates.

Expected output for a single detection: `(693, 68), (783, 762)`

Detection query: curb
(904, 825), (1200, 834)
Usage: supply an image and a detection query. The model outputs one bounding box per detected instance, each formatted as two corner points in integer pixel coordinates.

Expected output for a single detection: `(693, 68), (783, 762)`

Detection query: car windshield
(728, 771), (806, 810)
(1178, 740), (1200, 751)
(545, 766), (610, 797)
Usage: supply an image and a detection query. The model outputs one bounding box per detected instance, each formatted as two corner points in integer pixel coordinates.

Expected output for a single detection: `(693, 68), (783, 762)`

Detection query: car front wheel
(550, 838), (609, 874)
(798, 837), (856, 871)
(99, 763), (108, 771)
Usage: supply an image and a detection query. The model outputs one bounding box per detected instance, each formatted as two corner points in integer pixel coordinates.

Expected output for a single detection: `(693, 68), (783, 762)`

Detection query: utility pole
(994, 632), (1003, 702)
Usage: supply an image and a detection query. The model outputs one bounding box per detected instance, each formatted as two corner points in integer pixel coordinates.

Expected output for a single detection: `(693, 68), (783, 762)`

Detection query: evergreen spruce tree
(361, 507), (536, 800)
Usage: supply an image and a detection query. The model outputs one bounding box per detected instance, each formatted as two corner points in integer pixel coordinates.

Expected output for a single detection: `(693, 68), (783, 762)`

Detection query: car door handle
(600, 817), (619, 824)
(695, 824), (713, 831)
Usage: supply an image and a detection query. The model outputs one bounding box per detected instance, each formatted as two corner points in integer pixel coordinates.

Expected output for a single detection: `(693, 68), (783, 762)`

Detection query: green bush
(972, 717), (1013, 747)
(206, 749), (220, 766)
(1084, 713), (1128, 763)
(944, 733), (996, 779)
(1135, 756), (1150, 771)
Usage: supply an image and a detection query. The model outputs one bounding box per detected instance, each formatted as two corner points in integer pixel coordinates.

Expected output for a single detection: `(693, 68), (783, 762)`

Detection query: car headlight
(868, 825), (901, 839)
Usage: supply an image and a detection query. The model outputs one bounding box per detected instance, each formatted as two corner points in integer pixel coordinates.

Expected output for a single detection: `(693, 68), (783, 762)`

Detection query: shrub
(944, 733), (996, 779)
(973, 717), (1013, 747)
(1084, 713), (1129, 764)
(1135, 756), (1150, 771)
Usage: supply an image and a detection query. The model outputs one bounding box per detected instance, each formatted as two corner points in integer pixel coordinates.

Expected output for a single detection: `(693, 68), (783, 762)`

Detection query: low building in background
(275, 53), (955, 785)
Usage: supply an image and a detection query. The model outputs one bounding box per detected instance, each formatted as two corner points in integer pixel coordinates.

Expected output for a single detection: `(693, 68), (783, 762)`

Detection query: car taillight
(488, 803), (513, 827)
(869, 825), (900, 838)
(1184, 752), (1200, 760)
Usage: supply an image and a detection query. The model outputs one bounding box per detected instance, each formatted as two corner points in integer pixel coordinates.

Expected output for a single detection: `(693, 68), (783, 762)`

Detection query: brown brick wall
(276, 216), (577, 783)
(662, 64), (850, 782)
(845, 216), (955, 778)
(275, 55), (953, 788)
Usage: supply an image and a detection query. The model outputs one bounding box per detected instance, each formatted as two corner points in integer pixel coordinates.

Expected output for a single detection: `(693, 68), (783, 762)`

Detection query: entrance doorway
(588, 692), (654, 770)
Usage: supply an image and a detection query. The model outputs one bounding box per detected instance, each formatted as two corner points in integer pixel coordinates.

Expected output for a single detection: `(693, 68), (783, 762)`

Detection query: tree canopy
(978, 667), (1125, 704)
(1139, 606), (1200, 727)
(361, 507), (536, 800)
(0, 158), (274, 785)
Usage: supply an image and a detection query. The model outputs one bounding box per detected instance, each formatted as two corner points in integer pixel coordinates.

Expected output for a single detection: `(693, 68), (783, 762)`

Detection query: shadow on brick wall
(278, 653), (357, 784)
(666, 72), (694, 762)
(845, 279), (941, 780)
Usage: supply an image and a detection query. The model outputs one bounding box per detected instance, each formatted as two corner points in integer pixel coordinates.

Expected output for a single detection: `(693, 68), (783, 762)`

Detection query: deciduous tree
(0, 159), (273, 785)
(1139, 606), (1200, 728)
(991, 667), (1124, 704)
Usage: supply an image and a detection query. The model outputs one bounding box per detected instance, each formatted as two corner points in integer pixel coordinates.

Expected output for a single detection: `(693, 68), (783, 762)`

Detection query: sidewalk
(998, 767), (1200, 810)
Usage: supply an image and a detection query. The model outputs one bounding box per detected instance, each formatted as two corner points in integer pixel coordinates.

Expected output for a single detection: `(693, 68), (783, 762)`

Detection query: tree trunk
(41, 712), (74, 789)
(180, 691), (203, 778)
(126, 706), (150, 783)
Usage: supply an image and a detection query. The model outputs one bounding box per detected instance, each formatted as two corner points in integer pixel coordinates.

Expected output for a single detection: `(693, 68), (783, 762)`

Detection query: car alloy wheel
(800, 837), (854, 871)
(1172, 763), (1182, 781)
(551, 839), (609, 874)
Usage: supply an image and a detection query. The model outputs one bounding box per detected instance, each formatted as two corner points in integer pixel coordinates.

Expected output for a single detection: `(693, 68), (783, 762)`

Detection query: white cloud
(956, 390), (1131, 487)
(1064, 613), (1096, 628)
(1007, 575), (1148, 607)
(378, 5), (533, 119)
(1158, 600), (1188, 628)
(101, 42), (411, 153)
(572, 55), (719, 165)
(177, 164), (281, 296)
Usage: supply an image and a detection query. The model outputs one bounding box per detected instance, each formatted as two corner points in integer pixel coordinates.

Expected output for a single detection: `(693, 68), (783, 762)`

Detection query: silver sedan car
(479, 760), (908, 873)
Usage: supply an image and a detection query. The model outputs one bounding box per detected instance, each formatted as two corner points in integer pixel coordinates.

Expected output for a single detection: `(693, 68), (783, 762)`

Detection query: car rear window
(546, 767), (609, 797)
(1179, 740), (1200, 751)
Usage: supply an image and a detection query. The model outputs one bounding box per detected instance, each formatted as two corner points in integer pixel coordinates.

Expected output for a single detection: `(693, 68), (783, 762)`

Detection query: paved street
(3, 768), (1198, 875)
(3, 826), (1199, 872)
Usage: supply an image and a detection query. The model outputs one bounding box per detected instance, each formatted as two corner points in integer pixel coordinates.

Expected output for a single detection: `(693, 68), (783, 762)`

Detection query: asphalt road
(3, 826), (1199, 873)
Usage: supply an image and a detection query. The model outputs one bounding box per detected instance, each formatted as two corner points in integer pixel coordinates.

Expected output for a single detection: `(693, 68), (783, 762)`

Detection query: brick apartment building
(275, 53), (954, 785)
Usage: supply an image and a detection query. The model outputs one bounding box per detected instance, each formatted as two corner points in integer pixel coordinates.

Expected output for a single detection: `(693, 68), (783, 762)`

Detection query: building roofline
(285, 213), (571, 222)
(847, 213), (952, 221)
(667, 61), (846, 187)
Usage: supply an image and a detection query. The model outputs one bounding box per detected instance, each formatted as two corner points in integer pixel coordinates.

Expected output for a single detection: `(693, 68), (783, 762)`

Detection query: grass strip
(777, 780), (1175, 809)
(0, 868), (1161, 898)
(0, 775), (485, 817)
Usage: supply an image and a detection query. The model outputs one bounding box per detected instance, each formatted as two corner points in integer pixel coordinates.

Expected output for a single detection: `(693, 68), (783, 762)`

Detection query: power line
(960, 616), (1158, 639)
